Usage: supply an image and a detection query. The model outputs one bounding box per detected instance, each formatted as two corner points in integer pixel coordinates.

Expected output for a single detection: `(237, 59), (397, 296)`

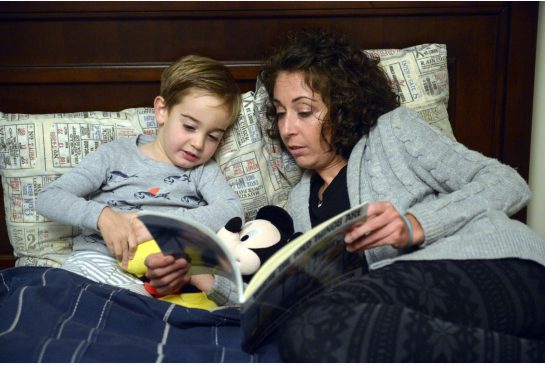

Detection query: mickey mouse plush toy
(217, 204), (298, 283)
(122, 205), (298, 308)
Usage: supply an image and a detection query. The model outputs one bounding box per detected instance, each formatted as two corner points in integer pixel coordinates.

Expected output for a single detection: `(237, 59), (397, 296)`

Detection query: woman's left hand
(344, 201), (423, 252)
(145, 253), (191, 296)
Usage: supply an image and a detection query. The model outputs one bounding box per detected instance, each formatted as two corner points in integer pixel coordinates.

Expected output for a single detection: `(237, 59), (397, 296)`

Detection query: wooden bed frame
(0, 1), (538, 268)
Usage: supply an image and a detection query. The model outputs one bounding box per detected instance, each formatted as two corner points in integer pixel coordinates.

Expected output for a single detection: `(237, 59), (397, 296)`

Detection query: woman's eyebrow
(273, 96), (315, 105)
(292, 96), (315, 103)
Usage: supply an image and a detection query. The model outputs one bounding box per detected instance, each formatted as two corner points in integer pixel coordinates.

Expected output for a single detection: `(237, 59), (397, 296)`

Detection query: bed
(0, 1), (539, 362)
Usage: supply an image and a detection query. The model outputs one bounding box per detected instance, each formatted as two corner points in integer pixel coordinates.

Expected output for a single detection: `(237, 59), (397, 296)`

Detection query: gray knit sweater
(37, 134), (245, 306)
(285, 107), (545, 270)
(36, 134), (244, 254)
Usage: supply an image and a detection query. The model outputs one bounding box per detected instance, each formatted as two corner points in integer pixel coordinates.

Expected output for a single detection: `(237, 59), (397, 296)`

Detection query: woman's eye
(298, 111), (312, 118)
(276, 112), (286, 120)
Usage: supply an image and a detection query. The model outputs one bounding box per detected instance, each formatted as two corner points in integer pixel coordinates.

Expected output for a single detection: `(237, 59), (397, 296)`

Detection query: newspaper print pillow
(0, 97), (300, 267)
(0, 109), (155, 267)
(215, 89), (302, 222)
(0, 43), (453, 268)
(366, 43), (454, 140)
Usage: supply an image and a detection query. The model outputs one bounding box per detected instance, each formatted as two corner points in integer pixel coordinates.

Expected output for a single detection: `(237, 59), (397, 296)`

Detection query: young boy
(36, 55), (244, 298)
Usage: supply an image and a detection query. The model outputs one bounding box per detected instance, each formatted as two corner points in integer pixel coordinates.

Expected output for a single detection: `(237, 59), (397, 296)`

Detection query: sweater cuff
(205, 275), (239, 306)
(407, 206), (451, 246)
(82, 202), (109, 232)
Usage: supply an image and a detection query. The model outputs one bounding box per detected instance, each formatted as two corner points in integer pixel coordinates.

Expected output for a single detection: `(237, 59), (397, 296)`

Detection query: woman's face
(273, 71), (341, 173)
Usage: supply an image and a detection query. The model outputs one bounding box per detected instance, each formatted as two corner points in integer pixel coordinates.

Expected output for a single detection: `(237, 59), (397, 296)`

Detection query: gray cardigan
(285, 107), (545, 270)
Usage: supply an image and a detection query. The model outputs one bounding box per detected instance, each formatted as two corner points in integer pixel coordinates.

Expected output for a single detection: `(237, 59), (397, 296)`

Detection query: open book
(137, 201), (368, 353)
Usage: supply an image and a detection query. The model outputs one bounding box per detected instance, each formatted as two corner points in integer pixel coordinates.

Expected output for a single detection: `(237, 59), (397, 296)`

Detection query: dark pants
(278, 259), (545, 362)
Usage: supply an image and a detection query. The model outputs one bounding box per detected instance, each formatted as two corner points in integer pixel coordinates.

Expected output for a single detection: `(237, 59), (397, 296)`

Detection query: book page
(241, 202), (368, 352)
(244, 201), (368, 299)
(137, 212), (245, 303)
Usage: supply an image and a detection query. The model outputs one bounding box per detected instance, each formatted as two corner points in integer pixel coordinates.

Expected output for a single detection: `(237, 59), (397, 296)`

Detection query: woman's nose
(279, 114), (295, 137)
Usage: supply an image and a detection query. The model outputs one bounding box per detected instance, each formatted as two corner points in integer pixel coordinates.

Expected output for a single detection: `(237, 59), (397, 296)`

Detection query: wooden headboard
(0, 1), (538, 268)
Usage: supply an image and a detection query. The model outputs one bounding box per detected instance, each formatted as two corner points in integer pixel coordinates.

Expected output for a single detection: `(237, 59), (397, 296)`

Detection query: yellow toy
(120, 240), (218, 310)
(122, 205), (297, 310)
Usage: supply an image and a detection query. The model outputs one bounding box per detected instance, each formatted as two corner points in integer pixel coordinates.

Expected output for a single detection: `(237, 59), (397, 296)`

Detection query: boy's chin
(175, 160), (199, 169)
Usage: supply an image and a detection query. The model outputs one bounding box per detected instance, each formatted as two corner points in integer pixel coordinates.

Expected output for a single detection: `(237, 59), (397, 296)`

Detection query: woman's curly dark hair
(261, 28), (400, 159)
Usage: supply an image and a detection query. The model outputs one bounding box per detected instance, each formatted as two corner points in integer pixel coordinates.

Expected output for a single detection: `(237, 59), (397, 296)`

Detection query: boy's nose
(191, 135), (205, 150)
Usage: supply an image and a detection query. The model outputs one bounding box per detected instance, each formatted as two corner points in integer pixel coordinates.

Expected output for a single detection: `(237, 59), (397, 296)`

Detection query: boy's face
(154, 89), (232, 169)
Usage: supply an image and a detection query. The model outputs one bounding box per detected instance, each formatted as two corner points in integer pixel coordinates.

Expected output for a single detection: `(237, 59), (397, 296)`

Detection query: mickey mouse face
(232, 220), (283, 275)
(216, 205), (295, 281)
(217, 219), (283, 276)
(239, 220), (281, 250)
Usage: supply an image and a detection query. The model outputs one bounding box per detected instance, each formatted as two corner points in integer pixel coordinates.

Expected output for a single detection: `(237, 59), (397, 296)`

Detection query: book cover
(240, 202), (368, 352)
(137, 212), (245, 303)
(137, 201), (368, 352)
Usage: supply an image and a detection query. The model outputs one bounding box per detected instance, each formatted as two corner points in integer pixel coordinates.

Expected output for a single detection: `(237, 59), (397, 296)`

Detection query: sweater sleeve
(178, 160), (244, 232)
(390, 107), (531, 245)
(284, 171), (313, 233)
(35, 143), (112, 232)
(204, 274), (243, 306)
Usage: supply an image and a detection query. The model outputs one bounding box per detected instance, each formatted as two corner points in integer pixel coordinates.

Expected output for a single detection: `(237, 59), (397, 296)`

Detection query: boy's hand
(190, 274), (215, 292)
(131, 217), (154, 244)
(98, 207), (138, 268)
(145, 252), (191, 296)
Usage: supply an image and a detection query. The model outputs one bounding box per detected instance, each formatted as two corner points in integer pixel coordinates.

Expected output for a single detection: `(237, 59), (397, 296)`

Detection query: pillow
(214, 89), (302, 221)
(0, 43), (453, 268)
(0, 110), (152, 267)
(0, 100), (297, 267)
(366, 43), (454, 140)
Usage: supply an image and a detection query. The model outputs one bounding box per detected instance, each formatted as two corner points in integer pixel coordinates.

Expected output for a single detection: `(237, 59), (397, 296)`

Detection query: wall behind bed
(0, 1), (538, 268)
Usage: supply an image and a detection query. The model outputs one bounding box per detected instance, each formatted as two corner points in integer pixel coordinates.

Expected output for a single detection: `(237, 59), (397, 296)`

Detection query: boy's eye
(208, 134), (220, 142)
(183, 124), (196, 131)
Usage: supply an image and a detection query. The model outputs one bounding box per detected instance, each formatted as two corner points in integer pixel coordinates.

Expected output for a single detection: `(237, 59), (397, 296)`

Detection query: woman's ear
(154, 96), (168, 126)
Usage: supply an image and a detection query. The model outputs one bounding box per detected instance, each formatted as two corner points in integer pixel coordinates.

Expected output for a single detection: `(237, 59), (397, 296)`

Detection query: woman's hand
(144, 252), (191, 296)
(98, 207), (138, 268)
(344, 201), (424, 253)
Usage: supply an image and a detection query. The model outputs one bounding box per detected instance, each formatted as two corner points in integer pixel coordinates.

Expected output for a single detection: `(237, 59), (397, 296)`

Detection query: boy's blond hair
(160, 55), (242, 124)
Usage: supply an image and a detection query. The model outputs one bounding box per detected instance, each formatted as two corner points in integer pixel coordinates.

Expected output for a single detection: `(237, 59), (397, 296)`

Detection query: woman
(260, 28), (545, 362)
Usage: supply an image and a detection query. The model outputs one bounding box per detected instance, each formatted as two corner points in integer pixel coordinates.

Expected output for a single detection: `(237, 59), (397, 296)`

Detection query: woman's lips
(288, 145), (304, 155)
